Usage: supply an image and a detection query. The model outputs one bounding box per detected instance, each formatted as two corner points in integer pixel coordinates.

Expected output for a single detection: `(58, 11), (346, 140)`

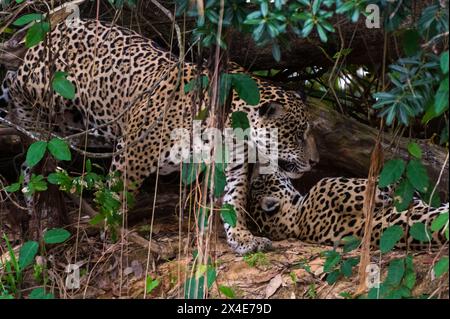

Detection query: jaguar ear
(258, 102), (285, 118)
(260, 196), (280, 214)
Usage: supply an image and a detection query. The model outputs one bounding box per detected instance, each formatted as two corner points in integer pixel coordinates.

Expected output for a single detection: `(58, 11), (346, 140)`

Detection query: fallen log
(306, 97), (449, 198)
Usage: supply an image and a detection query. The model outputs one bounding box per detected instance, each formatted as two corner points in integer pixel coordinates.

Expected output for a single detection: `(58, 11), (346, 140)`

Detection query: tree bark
(306, 97), (449, 198)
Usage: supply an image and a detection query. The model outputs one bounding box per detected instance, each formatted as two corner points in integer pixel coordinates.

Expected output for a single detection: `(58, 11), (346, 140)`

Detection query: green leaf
(407, 142), (422, 159)
(406, 159), (429, 193)
(434, 256), (449, 278)
(184, 276), (204, 299)
(326, 270), (341, 284)
(434, 78), (449, 114)
(206, 266), (216, 289)
(52, 71), (76, 99)
(25, 21), (50, 48)
(212, 166), (226, 197)
(146, 276), (160, 294)
(184, 75), (209, 94)
(220, 203), (237, 227)
(13, 13), (43, 26)
(18, 241), (39, 269)
(231, 74), (260, 105)
(231, 111), (250, 131)
(5, 182), (21, 193)
(272, 42), (281, 62)
(380, 225), (404, 253)
(323, 250), (341, 273)
(181, 161), (206, 185)
(409, 222), (431, 242)
(28, 287), (54, 299)
(316, 23), (328, 42)
(47, 138), (71, 161)
(219, 285), (235, 298)
(43, 228), (71, 244)
(341, 257), (359, 278)
(440, 51), (449, 74)
(26, 141), (47, 168)
(394, 179), (414, 212)
(385, 258), (405, 286)
(342, 236), (361, 253)
(404, 255), (416, 290)
(379, 159), (406, 187)
(219, 73), (233, 105)
(402, 29), (420, 56)
(431, 212), (448, 232)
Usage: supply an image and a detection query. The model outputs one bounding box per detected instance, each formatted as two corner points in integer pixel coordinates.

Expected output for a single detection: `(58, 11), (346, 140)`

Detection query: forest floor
(1, 179), (448, 300)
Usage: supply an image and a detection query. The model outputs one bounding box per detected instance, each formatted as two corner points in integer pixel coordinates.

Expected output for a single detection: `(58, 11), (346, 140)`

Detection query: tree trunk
(306, 97), (449, 198)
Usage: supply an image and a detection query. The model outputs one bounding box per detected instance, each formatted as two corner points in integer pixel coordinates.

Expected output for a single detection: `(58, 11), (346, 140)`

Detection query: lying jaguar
(249, 170), (448, 248)
(0, 19), (319, 254)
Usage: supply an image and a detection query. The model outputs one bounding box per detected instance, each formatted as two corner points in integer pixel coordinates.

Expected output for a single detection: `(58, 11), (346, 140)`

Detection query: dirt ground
(1, 184), (448, 300)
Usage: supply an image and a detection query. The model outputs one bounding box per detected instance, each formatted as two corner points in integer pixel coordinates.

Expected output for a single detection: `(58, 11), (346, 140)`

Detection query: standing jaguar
(0, 19), (319, 254)
(249, 170), (448, 249)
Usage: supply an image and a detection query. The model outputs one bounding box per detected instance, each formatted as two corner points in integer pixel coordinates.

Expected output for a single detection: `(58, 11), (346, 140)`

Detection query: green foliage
(409, 222), (431, 242)
(25, 21), (49, 48)
(47, 138), (72, 161)
(43, 228), (71, 244)
(13, 13), (43, 27)
(378, 159), (405, 188)
(368, 256), (416, 299)
(220, 203), (237, 227)
(26, 141), (47, 168)
(322, 247), (360, 285)
(52, 71), (76, 100)
(407, 142), (422, 159)
(28, 287), (54, 299)
(219, 285), (236, 298)
(434, 256), (449, 278)
(243, 252), (268, 267)
(380, 225), (404, 253)
(145, 276), (160, 294)
(18, 241), (39, 270)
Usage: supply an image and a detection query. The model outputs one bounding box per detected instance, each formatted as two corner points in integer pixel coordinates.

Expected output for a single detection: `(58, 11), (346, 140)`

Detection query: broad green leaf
(219, 285), (235, 298)
(206, 266), (216, 289)
(326, 270), (341, 284)
(407, 142), (422, 159)
(340, 257), (359, 278)
(231, 111), (250, 131)
(52, 71), (76, 99)
(379, 159), (406, 187)
(25, 21), (50, 48)
(29, 174), (48, 193)
(18, 241), (39, 269)
(47, 138), (71, 161)
(434, 256), (449, 278)
(393, 179), (414, 212)
(323, 250), (341, 272)
(434, 78), (449, 114)
(13, 13), (43, 26)
(431, 212), (448, 232)
(404, 255), (416, 290)
(231, 74), (260, 105)
(440, 51), (449, 74)
(26, 141), (47, 167)
(406, 159), (429, 193)
(220, 203), (237, 227)
(146, 276), (160, 294)
(28, 287), (54, 299)
(212, 166), (226, 197)
(5, 182), (20, 193)
(43, 228), (71, 244)
(380, 225), (404, 253)
(409, 222), (431, 242)
(385, 258), (405, 286)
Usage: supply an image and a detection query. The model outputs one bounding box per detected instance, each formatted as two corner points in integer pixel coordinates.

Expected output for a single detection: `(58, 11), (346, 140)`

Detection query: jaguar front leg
(222, 160), (272, 255)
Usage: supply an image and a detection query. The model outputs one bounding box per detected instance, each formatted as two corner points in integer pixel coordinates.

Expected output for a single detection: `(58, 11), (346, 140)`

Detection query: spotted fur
(249, 171), (448, 249)
(0, 19), (320, 254)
